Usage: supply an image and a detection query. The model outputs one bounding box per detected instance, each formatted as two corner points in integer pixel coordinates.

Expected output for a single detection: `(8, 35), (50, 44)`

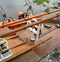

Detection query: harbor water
(0, 0), (59, 22)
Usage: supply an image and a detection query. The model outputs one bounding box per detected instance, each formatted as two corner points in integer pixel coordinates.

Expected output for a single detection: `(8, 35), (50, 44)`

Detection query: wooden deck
(8, 28), (60, 62)
(0, 20), (60, 62)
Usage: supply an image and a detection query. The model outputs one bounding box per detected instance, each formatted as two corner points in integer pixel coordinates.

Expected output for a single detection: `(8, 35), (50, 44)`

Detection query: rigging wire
(25, 0), (33, 14)
(0, 4), (6, 18)
(0, 4), (7, 27)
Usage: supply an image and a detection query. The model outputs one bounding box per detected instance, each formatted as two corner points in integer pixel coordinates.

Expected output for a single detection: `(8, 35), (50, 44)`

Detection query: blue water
(0, 0), (58, 22)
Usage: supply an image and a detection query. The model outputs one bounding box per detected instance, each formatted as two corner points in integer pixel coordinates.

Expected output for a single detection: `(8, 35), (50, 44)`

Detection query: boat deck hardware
(44, 24), (52, 28)
(0, 38), (12, 61)
(55, 24), (60, 28)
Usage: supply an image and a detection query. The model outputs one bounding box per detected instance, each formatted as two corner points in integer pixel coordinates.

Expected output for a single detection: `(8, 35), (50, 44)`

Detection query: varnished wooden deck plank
(0, 21), (60, 62)
(1, 28), (60, 62)
(9, 28), (60, 62)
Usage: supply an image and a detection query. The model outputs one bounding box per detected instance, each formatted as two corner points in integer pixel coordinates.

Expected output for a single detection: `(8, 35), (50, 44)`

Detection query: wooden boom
(0, 9), (60, 28)
(0, 14), (60, 38)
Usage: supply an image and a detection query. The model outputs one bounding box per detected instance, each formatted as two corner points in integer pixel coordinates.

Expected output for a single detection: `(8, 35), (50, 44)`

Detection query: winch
(0, 38), (12, 61)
